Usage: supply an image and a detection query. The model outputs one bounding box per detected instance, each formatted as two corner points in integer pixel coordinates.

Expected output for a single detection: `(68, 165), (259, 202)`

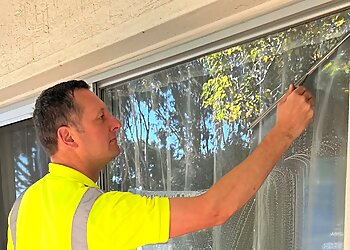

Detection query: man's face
(72, 89), (122, 167)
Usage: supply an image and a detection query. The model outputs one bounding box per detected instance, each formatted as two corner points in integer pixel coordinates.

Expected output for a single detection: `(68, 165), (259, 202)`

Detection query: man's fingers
(295, 86), (314, 105)
(287, 84), (295, 96)
(279, 84), (314, 110)
(279, 84), (295, 105)
(303, 90), (312, 100)
(308, 93), (315, 108)
(295, 86), (306, 95)
(275, 85), (315, 140)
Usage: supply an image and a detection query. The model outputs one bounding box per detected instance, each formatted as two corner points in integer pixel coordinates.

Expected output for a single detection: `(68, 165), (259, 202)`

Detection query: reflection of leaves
(320, 38), (350, 82)
(201, 32), (284, 125)
(335, 18), (345, 27)
(201, 10), (350, 124)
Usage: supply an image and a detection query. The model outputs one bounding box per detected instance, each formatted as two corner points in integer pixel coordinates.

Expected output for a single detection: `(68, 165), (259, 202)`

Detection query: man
(7, 80), (314, 249)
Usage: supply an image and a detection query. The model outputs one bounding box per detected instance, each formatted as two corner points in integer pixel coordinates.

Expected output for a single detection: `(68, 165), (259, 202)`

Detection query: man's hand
(275, 84), (314, 141)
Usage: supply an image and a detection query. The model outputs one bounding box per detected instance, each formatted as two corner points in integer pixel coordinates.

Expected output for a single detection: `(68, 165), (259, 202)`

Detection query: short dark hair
(33, 80), (90, 155)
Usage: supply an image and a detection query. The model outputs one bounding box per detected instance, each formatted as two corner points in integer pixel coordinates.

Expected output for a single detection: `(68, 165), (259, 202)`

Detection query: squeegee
(248, 30), (350, 130)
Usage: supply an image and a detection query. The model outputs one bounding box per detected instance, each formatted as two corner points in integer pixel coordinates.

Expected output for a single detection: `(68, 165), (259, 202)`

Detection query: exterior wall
(0, 0), (302, 107)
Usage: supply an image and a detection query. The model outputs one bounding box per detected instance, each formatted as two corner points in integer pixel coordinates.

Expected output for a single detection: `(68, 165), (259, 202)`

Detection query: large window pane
(104, 9), (350, 249)
(0, 119), (48, 249)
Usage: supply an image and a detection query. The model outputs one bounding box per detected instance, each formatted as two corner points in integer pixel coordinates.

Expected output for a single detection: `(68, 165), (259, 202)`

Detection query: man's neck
(50, 154), (101, 182)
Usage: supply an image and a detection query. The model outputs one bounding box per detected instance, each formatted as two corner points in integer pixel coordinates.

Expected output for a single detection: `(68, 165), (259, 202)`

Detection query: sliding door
(102, 8), (350, 249)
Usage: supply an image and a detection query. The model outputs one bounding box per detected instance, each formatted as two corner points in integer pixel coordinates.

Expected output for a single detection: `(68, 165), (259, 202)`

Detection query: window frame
(0, 97), (36, 127)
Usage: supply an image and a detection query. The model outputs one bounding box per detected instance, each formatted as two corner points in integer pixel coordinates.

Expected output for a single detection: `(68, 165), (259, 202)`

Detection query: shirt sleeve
(87, 191), (170, 250)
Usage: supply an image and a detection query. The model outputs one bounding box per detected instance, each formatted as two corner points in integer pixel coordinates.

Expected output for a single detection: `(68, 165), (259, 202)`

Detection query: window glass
(0, 119), (48, 248)
(104, 9), (350, 249)
(255, 36), (349, 249)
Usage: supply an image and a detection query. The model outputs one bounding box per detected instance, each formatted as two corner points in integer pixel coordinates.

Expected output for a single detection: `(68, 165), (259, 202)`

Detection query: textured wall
(0, 0), (299, 107)
(0, 0), (210, 77)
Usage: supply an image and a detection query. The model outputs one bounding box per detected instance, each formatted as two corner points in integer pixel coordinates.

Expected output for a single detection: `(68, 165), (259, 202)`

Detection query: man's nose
(111, 116), (122, 132)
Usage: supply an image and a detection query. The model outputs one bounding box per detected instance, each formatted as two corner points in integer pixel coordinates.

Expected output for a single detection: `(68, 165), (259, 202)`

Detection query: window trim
(0, 97), (36, 127)
(345, 76), (350, 250)
(87, 1), (350, 89)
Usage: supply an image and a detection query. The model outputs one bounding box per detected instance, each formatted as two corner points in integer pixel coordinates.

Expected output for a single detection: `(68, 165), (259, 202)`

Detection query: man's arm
(169, 85), (314, 238)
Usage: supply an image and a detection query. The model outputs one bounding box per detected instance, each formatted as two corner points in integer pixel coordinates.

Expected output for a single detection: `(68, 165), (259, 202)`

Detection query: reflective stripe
(72, 188), (103, 250)
(9, 193), (25, 250)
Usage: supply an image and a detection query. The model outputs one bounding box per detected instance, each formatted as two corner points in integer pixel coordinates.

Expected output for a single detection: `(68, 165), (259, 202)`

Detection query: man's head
(33, 80), (88, 155)
(33, 80), (121, 170)
(33, 81), (121, 181)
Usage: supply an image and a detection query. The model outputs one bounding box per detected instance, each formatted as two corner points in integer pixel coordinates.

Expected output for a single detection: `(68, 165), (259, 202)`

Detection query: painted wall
(0, 0), (301, 108)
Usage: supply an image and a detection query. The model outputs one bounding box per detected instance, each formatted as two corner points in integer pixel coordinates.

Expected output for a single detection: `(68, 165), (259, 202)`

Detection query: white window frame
(0, 83), (94, 127)
(0, 97), (36, 127)
(345, 76), (350, 249)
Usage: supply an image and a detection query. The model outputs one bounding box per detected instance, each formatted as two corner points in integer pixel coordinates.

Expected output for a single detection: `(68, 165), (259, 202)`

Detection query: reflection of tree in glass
(107, 60), (251, 192)
(201, 10), (350, 125)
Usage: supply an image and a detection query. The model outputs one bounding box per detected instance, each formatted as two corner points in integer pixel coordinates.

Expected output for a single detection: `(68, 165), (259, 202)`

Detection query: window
(101, 8), (350, 249)
(0, 119), (48, 249)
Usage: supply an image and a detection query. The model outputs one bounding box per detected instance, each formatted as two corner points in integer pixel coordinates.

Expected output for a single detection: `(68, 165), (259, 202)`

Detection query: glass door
(102, 8), (350, 249)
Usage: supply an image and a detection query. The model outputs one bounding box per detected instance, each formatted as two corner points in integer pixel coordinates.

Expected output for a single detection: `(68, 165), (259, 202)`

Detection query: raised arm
(169, 84), (314, 238)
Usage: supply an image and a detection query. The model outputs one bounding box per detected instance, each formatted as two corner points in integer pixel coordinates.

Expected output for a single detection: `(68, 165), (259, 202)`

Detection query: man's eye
(99, 114), (105, 119)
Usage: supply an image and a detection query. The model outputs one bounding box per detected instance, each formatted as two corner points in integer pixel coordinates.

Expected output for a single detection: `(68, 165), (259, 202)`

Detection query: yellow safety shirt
(7, 163), (170, 250)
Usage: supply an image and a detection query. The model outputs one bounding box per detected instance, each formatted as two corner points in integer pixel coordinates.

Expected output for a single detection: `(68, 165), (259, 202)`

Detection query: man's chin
(114, 149), (121, 157)
(104, 152), (120, 166)
(111, 146), (121, 158)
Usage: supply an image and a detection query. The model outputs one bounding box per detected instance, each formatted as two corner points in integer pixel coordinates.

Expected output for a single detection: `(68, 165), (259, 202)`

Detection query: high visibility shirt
(7, 163), (170, 250)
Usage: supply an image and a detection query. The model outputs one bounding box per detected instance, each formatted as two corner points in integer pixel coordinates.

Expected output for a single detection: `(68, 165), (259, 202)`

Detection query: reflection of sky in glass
(122, 92), (249, 157)
(15, 154), (28, 196)
(15, 149), (34, 197)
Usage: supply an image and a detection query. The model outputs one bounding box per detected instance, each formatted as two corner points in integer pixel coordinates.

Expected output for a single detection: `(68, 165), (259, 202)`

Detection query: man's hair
(33, 80), (90, 156)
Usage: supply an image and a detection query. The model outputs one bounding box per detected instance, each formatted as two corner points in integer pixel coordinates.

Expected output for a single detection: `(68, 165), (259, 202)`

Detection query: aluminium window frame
(90, 2), (350, 249)
(345, 75), (350, 249)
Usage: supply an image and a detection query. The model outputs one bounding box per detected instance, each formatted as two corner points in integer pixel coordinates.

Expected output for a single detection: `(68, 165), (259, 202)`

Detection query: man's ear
(57, 126), (78, 148)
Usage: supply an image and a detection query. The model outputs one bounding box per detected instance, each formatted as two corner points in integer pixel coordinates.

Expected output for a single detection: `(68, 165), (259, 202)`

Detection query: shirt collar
(48, 163), (99, 189)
